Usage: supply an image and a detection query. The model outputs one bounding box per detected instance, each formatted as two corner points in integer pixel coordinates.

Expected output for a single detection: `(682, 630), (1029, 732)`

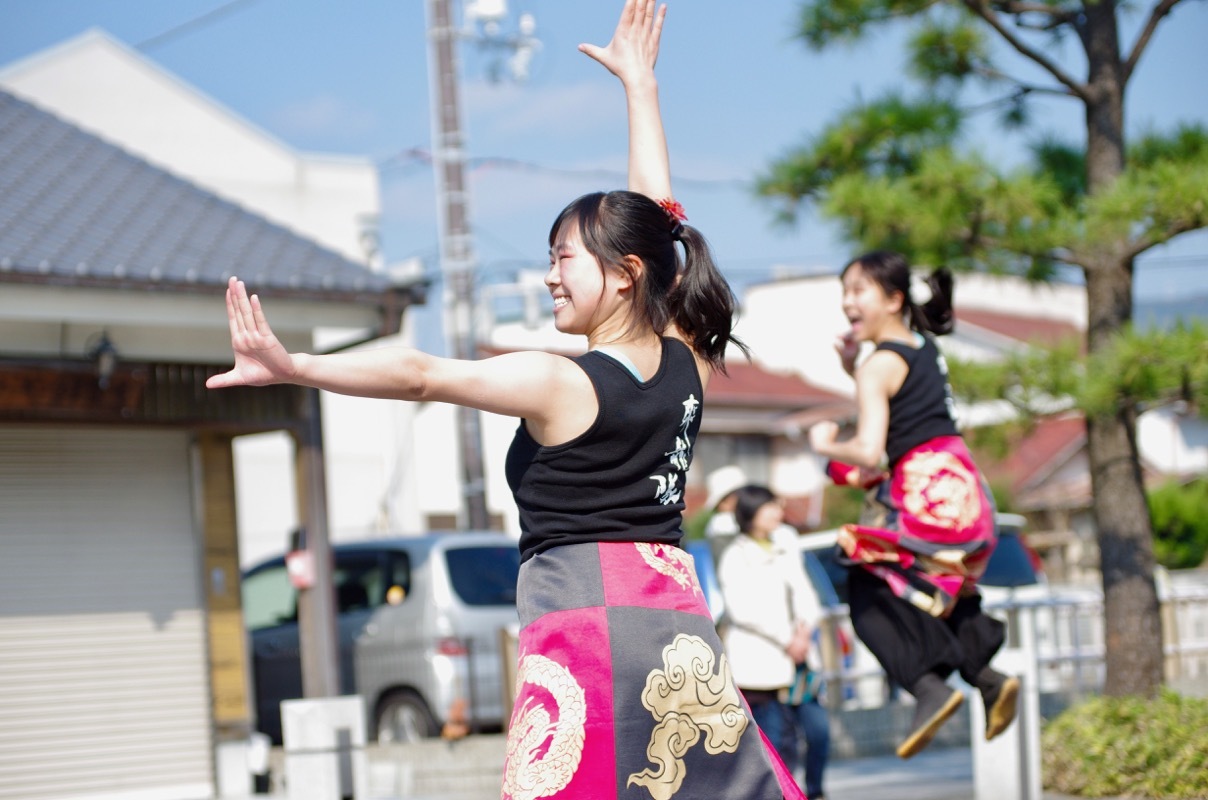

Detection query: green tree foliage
(759, 113), (1208, 278)
(765, 0), (1208, 697)
(1148, 479), (1208, 570)
(682, 508), (712, 541)
(951, 324), (1208, 566)
(819, 483), (867, 530)
(947, 322), (1208, 421)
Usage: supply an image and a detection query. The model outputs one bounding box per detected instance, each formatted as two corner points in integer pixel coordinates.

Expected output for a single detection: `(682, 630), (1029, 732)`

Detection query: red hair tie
(657, 197), (688, 222)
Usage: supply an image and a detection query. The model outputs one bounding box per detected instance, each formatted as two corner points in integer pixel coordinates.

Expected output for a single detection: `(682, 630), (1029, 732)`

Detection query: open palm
(206, 277), (296, 389)
(579, 0), (665, 81)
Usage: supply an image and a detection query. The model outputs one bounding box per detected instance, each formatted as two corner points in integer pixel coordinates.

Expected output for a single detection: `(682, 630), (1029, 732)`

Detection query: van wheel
(375, 690), (438, 743)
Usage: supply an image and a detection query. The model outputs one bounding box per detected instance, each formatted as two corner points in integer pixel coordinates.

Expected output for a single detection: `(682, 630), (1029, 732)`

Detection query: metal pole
(425, 0), (490, 530)
(295, 387), (341, 698)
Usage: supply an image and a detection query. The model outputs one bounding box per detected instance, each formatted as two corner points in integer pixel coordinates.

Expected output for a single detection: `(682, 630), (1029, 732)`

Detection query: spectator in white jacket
(717, 485), (821, 781)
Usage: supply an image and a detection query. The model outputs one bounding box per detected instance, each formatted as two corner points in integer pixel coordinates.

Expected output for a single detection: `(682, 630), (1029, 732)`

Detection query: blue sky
(2, 0), (1206, 310)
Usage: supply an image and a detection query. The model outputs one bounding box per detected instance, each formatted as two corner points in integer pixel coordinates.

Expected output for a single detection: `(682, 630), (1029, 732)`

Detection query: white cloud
(464, 78), (620, 141)
(270, 92), (377, 139)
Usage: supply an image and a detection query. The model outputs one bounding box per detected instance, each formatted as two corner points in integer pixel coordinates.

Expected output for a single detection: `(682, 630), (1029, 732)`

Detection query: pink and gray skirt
(836, 435), (997, 617)
(501, 540), (803, 800)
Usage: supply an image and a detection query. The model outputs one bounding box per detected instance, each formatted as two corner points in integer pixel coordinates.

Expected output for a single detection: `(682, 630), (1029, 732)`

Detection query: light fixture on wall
(85, 331), (118, 390)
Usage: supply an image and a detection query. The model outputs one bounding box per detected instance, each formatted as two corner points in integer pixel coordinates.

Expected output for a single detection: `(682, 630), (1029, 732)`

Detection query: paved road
(248, 742), (1097, 800)
(343, 749), (981, 800)
(824, 746), (977, 800)
(370, 746), (1007, 800)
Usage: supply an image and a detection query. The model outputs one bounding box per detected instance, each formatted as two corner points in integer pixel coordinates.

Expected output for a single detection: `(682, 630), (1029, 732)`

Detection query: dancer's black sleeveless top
(506, 337), (704, 563)
(877, 334), (959, 467)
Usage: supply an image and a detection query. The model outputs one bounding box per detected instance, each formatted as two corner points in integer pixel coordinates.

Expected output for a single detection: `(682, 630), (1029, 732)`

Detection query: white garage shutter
(0, 426), (213, 800)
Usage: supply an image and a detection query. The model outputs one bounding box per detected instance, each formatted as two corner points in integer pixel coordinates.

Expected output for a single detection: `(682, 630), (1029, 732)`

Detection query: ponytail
(670, 224), (750, 372)
(914, 267), (955, 336)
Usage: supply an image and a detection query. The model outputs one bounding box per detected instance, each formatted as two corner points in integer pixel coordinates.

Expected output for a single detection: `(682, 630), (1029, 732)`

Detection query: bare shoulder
(499, 350), (599, 445)
(487, 349), (593, 395)
(856, 348), (908, 393)
(862, 347), (910, 370)
(663, 328), (713, 390)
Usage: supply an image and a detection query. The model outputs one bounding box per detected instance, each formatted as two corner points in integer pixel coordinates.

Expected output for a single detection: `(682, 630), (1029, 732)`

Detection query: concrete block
(282, 696), (369, 800)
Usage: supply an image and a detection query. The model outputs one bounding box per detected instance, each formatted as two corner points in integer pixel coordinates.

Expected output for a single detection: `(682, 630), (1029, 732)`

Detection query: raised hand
(808, 420), (839, 454)
(834, 331), (860, 376)
(578, 0), (665, 83)
(206, 277), (297, 389)
(580, 0), (672, 200)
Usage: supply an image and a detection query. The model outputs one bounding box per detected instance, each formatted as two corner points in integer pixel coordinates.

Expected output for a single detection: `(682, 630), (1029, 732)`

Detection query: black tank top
(505, 337), (704, 562)
(877, 335), (959, 467)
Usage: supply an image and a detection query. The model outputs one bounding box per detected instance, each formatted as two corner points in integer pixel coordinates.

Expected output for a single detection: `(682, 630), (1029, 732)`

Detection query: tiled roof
(983, 413), (1087, 495)
(0, 89), (408, 300)
(705, 358), (851, 407)
(977, 411), (1172, 512)
(957, 308), (1083, 349)
(706, 359), (856, 433)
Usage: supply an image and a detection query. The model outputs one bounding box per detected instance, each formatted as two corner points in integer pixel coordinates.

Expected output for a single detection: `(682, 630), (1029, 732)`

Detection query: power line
(378, 147), (750, 190)
(134, 0), (261, 52)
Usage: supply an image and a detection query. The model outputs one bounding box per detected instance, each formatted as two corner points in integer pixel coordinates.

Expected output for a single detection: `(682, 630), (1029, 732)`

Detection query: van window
(334, 553), (385, 613)
(242, 552), (391, 627)
(385, 550), (412, 603)
(445, 546), (520, 606)
(243, 565), (296, 631)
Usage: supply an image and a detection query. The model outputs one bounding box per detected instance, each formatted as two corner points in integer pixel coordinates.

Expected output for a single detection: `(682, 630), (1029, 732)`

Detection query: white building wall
(1137, 407), (1208, 476)
(236, 332), (449, 569)
(735, 276), (850, 395)
(956, 272), (1087, 325)
(483, 409), (523, 536)
(769, 439), (828, 528)
(230, 432), (294, 568)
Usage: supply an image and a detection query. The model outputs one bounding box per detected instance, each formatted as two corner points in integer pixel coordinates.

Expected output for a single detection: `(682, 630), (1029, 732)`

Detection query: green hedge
(1041, 691), (1208, 798)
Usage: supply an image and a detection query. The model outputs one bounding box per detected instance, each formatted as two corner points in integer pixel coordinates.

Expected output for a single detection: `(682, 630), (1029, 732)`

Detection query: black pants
(847, 565), (1005, 690)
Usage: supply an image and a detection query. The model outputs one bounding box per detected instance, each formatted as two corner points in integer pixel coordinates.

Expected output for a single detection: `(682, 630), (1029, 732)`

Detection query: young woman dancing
(809, 251), (1019, 760)
(209, 2), (803, 797)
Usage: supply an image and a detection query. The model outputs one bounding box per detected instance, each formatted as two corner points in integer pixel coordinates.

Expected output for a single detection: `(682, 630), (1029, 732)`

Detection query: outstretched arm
(579, 0), (671, 201)
(206, 278), (594, 439)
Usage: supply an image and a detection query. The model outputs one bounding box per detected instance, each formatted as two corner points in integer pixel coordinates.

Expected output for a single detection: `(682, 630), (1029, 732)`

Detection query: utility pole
(425, 0), (489, 529)
(423, 0), (538, 531)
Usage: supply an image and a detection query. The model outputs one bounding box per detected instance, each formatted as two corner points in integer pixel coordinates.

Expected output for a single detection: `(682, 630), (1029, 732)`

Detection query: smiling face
(841, 261), (905, 344)
(546, 222), (611, 337)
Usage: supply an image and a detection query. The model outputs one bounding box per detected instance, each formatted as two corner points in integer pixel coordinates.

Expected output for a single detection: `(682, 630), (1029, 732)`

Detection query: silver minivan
(241, 531), (521, 744)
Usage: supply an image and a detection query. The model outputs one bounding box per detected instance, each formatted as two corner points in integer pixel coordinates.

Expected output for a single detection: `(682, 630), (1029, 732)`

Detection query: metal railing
(813, 586), (1208, 710)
